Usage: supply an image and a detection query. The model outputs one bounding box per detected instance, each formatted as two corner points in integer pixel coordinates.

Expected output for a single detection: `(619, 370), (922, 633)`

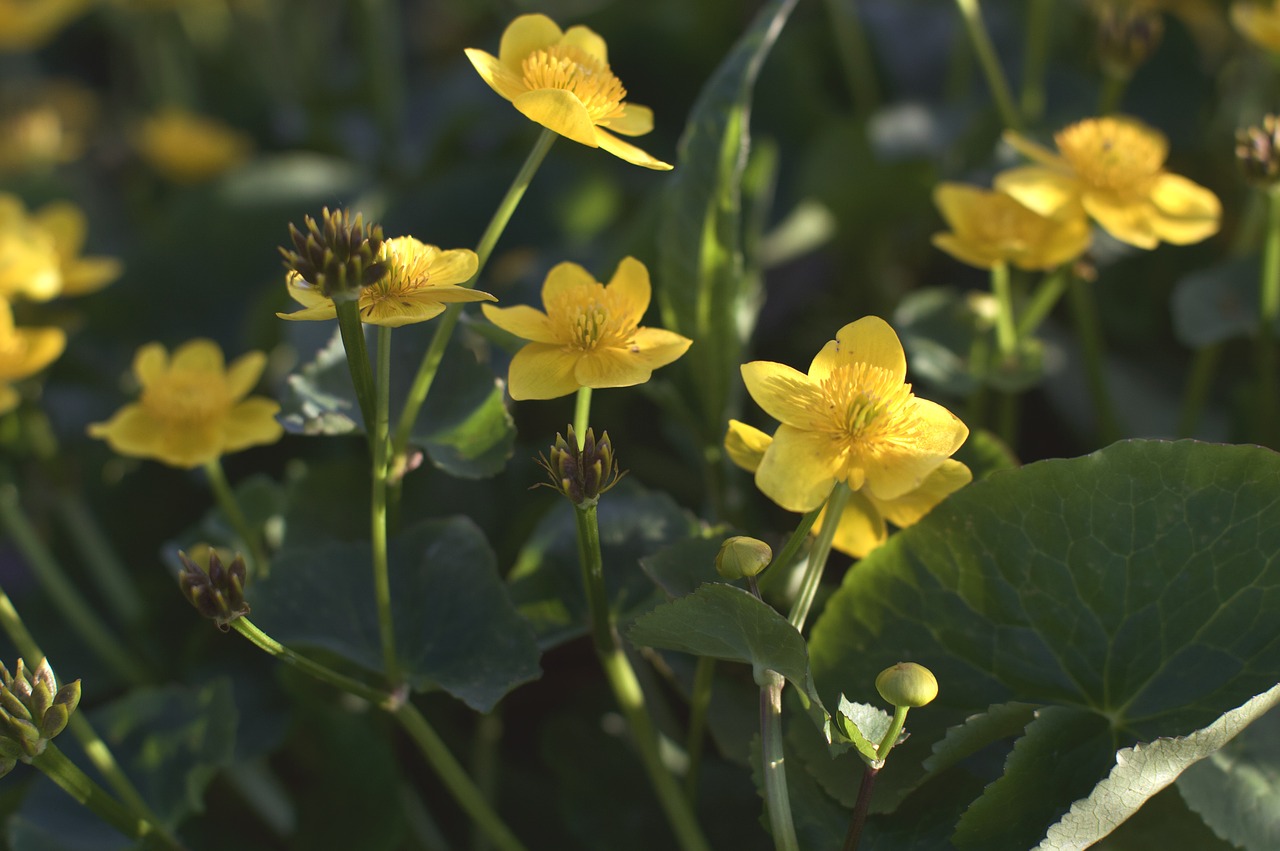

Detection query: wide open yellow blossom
(725, 419), (971, 558)
(278, 237), (490, 327)
(1233, 0), (1280, 50)
(997, 116), (1221, 250)
(465, 13), (672, 170)
(0, 298), (66, 414)
(135, 109), (251, 183)
(739, 316), (968, 513)
(931, 183), (1091, 271)
(0, 195), (61, 301)
(88, 339), (282, 468)
(33, 202), (122, 296)
(482, 256), (691, 400)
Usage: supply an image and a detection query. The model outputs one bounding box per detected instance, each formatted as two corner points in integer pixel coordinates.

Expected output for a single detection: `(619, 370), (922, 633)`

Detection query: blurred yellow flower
(465, 13), (672, 170)
(997, 116), (1221, 250)
(725, 419), (972, 558)
(1232, 0), (1280, 50)
(34, 202), (122, 296)
(482, 256), (690, 400)
(135, 109), (251, 183)
(88, 339), (282, 468)
(278, 237), (490, 327)
(0, 195), (61, 302)
(0, 0), (93, 52)
(931, 183), (1092, 271)
(0, 81), (98, 173)
(0, 298), (65, 414)
(739, 316), (968, 513)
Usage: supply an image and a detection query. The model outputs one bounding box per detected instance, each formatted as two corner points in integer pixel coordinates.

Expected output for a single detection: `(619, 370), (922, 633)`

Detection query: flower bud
(0, 658), (80, 761)
(535, 426), (624, 507)
(715, 536), (773, 580)
(179, 548), (250, 631)
(279, 207), (387, 302)
(1237, 115), (1280, 187)
(1095, 2), (1163, 81)
(875, 662), (938, 708)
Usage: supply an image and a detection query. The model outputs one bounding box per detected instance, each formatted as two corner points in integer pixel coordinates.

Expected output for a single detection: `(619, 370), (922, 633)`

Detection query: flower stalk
(202, 457), (268, 579)
(1068, 276), (1122, 445)
(760, 669), (800, 851)
(1257, 186), (1280, 444)
(787, 483), (852, 632)
(371, 326), (399, 685)
(953, 0), (1023, 131)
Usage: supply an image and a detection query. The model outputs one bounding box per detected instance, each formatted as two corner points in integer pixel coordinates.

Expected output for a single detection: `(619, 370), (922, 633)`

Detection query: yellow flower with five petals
(931, 183), (1091, 271)
(278, 237), (490, 327)
(725, 419), (971, 558)
(996, 116), (1221, 250)
(481, 256), (691, 400)
(0, 194), (60, 302)
(88, 339), (282, 468)
(0, 298), (65, 414)
(465, 14), (672, 170)
(739, 316), (968, 513)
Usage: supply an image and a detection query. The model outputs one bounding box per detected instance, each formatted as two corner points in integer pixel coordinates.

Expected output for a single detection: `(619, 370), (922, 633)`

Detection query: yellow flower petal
(465, 48), (527, 103)
(363, 301), (448, 327)
(224, 351), (268, 401)
(755, 423), (843, 512)
(724, 419), (772, 473)
(1232, 2), (1280, 51)
(1080, 191), (1159, 249)
(424, 247), (480, 286)
(170, 338), (225, 373)
(629, 327), (693, 369)
(871, 459), (972, 527)
(826, 316), (908, 384)
(542, 260), (600, 303)
(601, 104), (654, 137)
(1002, 130), (1068, 168)
(498, 13), (563, 69)
(820, 490), (887, 559)
(514, 89), (599, 147)
(605, 255), (652, 321)
(932, 182), (987, 233)
(221, 398), (283, 454)
(276, 304), (338, 322)
(59, 257), (122, 297)
(87, 404), (165, 456)
(132, 343), (168, 387)
(930, 232), (1001, 270)
(995, 166), (1082, 218)
(594, 128), (674, 170)
(33, 201), (86, 256)
(560, 24), (608, 63)
(506, 343), (582, 400)
(574, 347), (659, 388)
(0, 385), (17, 415)
(860, 397), (968, 501)
(740, 360), (828, 431)
(1147, 172), (1222, 245)
(482, 303), (559, 343)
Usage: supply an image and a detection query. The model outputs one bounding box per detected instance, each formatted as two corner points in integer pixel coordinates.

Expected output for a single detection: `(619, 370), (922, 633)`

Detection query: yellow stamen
(820, 362), (916, 444)
(521, 45), (627, 122)
(546, 282), (637, 351)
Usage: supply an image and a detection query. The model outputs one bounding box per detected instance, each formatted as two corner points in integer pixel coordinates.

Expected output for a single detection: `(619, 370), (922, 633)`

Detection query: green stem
(233, 619), (531, 851)
(354, 0), (403, 168)
(841, 765), (879, 851)
(1176, 344), (1221, 439)
(954, 0), (1024, 131)
(876, 705), (910, 760)
(683, 655), (716, 803)
(772, 506), (822, 579)
(55, 492), (145, 629)
(1017, 265), (1071, 338)
(0, 483), (142, 686)
(821, 0), (880, 116)
(760, 670), (800, 851)
(1098, 73), (1127, 115)
(335, 298), (377, 450)
(372, 326), (399, 685)
(1068, 276), (1122, 445)
(572, 504), (711, 851)
(390, 128), (557, 465)
(573, 386), (593, 449)
(1256, 186), (1280, 444)
(470, 710), (504, 851)
(31, 745), (184, 850)
(991, 261), (1018, 362)
(1020, 0), (1052, 123)
(203, 457), (269, 579)
(786, 484), (852, 633)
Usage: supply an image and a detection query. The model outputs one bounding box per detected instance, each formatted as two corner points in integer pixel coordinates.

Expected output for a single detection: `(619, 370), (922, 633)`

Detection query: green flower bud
(179, 549), (250, 631)
(876, 662), (938, 708)
(535, 426), (625, 507)
(279, 207), (387, 302)
(715, 536), (773, 580)
(0, 658), (80, 761)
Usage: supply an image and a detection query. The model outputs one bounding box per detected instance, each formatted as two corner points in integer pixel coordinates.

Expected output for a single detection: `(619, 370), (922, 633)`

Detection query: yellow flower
(0, 80), (98, 173)
(996, 116), (1221, 250)
(1233, 0), (1280, 50)
(33, 202), (122, 297)
(481, 256), (691, 400)
(739, 316), (968, 513)
(0, 0), (93, 52)
(0, 298), (65, 414)
(135, 109), (251, 183)
(465, 13), (672, 171)
(88, 339), (283, 468)
(278, 236), (489, 327)
(0, 195), (60, 302)
(725, 419), (971, 558)
(931, 183), (1092, 271)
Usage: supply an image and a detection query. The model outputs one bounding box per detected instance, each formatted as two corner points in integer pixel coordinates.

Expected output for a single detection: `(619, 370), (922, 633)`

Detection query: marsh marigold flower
(0, 195), (60, 302)
(136, 109), (251, 183)
(725, 419), (971, 558)
(33, 202), (122, 297)
(0, 298), (65, 415)
(932, 183), (1091, 271)
(482, 256), (691, 400)
(465, 14), (672, 170)
(279, 236), (490, 326)
(1233, 0), (1280, 50)
(997, 116), (1221, 250)
(88, 339), (282, 468)
(738, 316), (968, 515)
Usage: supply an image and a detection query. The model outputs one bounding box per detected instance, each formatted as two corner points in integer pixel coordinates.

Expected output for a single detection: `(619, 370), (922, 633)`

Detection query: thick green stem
(683, 655), (716, 802)
(786, 484), (852, 633)
(0, 483), (142, 686)
(760, 670), (800, 851)
(1176, 344), (1221, 439)
(876, 706), (910, 760)
(1068, 276), (1122, 445)
(572, 504), (711, 851)
(335, 298), (377, 450)
(1257, 186), (1280, 444)
(55, 492), (145, 628)
(203, 457), (269, 579)
(390, 129), (557, 464)
(954, 0), (1023, 131)
(1020, 0), (1052, 123)
(1017, 265), (1070, 338)
(31, 745), (184, 850)
(573, 387), (593, 449)
(991, 261), (1018, 362)
(372, 326), (399, 685)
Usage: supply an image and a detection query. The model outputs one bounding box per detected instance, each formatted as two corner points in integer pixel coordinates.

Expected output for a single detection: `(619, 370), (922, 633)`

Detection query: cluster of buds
(178, 549), (250, 631)
(1237, 115), (1280, 187)
(279, 207), (386, 303)
(0, 658), (80, 775)
(1094, 1), (1164, 81)
(535, 426), (624, 507)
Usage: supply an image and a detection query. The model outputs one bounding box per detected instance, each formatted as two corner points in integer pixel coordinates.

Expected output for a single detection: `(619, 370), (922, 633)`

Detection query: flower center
(1055, 117), (1167, 195)
(547, 282), (637, 351)
(144, 372), (228, 422)
(365, 241), (430, 305)
(521, 45), (627, 122)
(819, 362), (914, 444)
